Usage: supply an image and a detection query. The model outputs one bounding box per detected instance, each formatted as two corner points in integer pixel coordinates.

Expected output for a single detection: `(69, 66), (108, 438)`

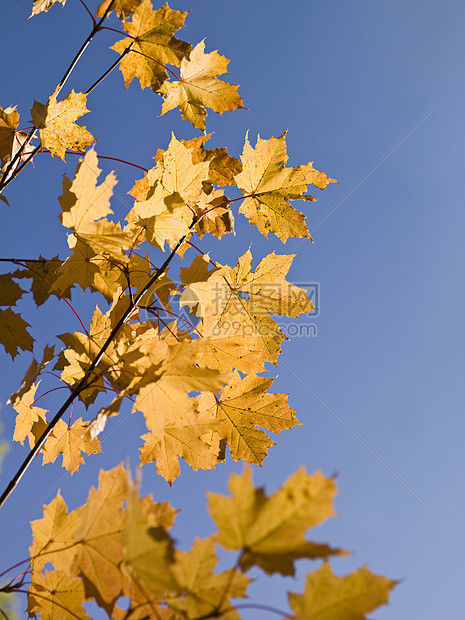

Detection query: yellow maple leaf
(199, 371), (300, 464)
(29, 492), (81, 572)
(167, 536), (250, 619)
(30, 0), (66, 17)
(235, 132), (336, 242)
(71, 464), (128, 611)
(287, 563), (398, 620)
(127, 134), (210, 250)
(30, 88), (95, 161)
(59, 147), (116, 232)
(41, 417), (102, 474)
(12, 255), (72, 306)
(208, 466), (342, 575)
(159, 40), (244, 131)
(28, 570), (91, 620)
(11, 382), (48, 448)
(111, 0), (191, 91)
(96, 0), (141, 20)
(0, 307), (34, 359)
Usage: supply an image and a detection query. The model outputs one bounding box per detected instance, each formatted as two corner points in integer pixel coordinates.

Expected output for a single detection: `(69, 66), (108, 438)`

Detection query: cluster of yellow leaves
(2, 129), (333, 480)
(24, 464), (396, 619)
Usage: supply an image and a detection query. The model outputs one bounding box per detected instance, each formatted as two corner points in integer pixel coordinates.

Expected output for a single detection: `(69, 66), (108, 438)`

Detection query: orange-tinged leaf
(71, 464), (128, 611)
(30, 0), (66, 16)
(0, 307), (34, 358)
(287, 563), (398, 620)
(208, 466), (341, 575)
(0, 105), (25, 173)
(159, 40), (244, 131)
(12, 382), (48, 448)
(235, 132), (335, 242)
(12, 255), (72, 306)
(112, 0), (191, 91)
(96, 0), (141, 20)
(29, 492), (81, 572)
(167, 536), (250, 619)
(41, 418), (102, 474)
(28, 570), (90, 620)
(199, 371), (300, 464)
(31, 88), (95, 161)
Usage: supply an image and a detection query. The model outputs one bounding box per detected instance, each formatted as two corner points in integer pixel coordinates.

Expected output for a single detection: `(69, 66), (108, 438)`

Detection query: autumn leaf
(12, 255), (72, 306)
(71, 465), (128, 611)
(209, 466), (342, 575)
(9, 344), (55, 404)
(31, 88), (95, 161)
(159, 40), (244, 131)
(28, 570), (91, 620)
(127, 134), (210, 250)
(167, 536), (250, 619)
(29, 492), (81, 572)
(96, 0), (141, 20)
(0, 105), (33, 175)
(199, 372), (300, 465)
(180, 133), (242, 187)
(112, 0), (191, 91)
(235, 132), (335, 242)
(59, 147), (116, 232)
(30, 0), (66, 16)
(287, 563), (398, 620)
(0, 273), (25, 306)
(0, 307), (34, 359)
(11, 382), (48, 448)
(41, 418), (102, 474)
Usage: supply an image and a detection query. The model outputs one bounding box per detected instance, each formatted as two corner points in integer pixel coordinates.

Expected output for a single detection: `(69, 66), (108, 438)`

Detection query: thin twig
(0, 217), (198, 510)
(85, 43), (134, 94)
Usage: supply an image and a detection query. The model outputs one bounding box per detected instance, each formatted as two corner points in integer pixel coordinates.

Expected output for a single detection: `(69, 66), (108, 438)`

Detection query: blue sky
(1, 0), (465, 617)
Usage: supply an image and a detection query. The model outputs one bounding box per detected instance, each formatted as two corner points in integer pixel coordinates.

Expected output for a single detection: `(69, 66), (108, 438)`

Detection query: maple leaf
(30, 88), (95, 161)
(199, 372), (300, 465)
(112, 0), (191, 91)
(11, 382), (48, 448)
(30, 0), (66, 16)
(287, 563), (398, 620)
(0, 307), (34, 359)
(28, 570), (91, 620)
(181, 133), (242, 187)
(29, 492), (81, 572)
(59, 147), (116, 232)
(41, 418), (102, 474)
(131, 338), (230, 482)
(127, 134), (210, 250)
(96, 0), (142, 20)
(9, 343), (55, 404)
(159, 40), (244, 131)
(71, 465), (128, 611)
(0, 105), (33, 175)
(235, 132), (336, 242)
(124, 483), (177, 597)
(167, 536), (250, 619)
(0, 273), (25, 306)
(12, 255), (72, 306)
(208, 466), (342, 575)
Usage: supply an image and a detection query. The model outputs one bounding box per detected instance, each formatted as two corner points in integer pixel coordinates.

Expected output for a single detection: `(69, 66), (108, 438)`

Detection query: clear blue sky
(1, 0), (465, 617)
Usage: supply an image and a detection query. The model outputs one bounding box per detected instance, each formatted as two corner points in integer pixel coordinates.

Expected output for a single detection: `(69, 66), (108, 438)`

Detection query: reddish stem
(13, 260), (89, 336)
(131, 49), (181, 81)
(101, 26), (135, 38)
(79, 0), (96, 25)
(32, 386), (70, 406)
(186, 240), (218, 268)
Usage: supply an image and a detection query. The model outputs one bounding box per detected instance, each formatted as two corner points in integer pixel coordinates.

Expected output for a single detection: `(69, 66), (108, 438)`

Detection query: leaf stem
(78, 0), (96, 25)
(85, 42), (134, 94)
(56, 0), (116, 97)
(0, 217), (198, 510)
